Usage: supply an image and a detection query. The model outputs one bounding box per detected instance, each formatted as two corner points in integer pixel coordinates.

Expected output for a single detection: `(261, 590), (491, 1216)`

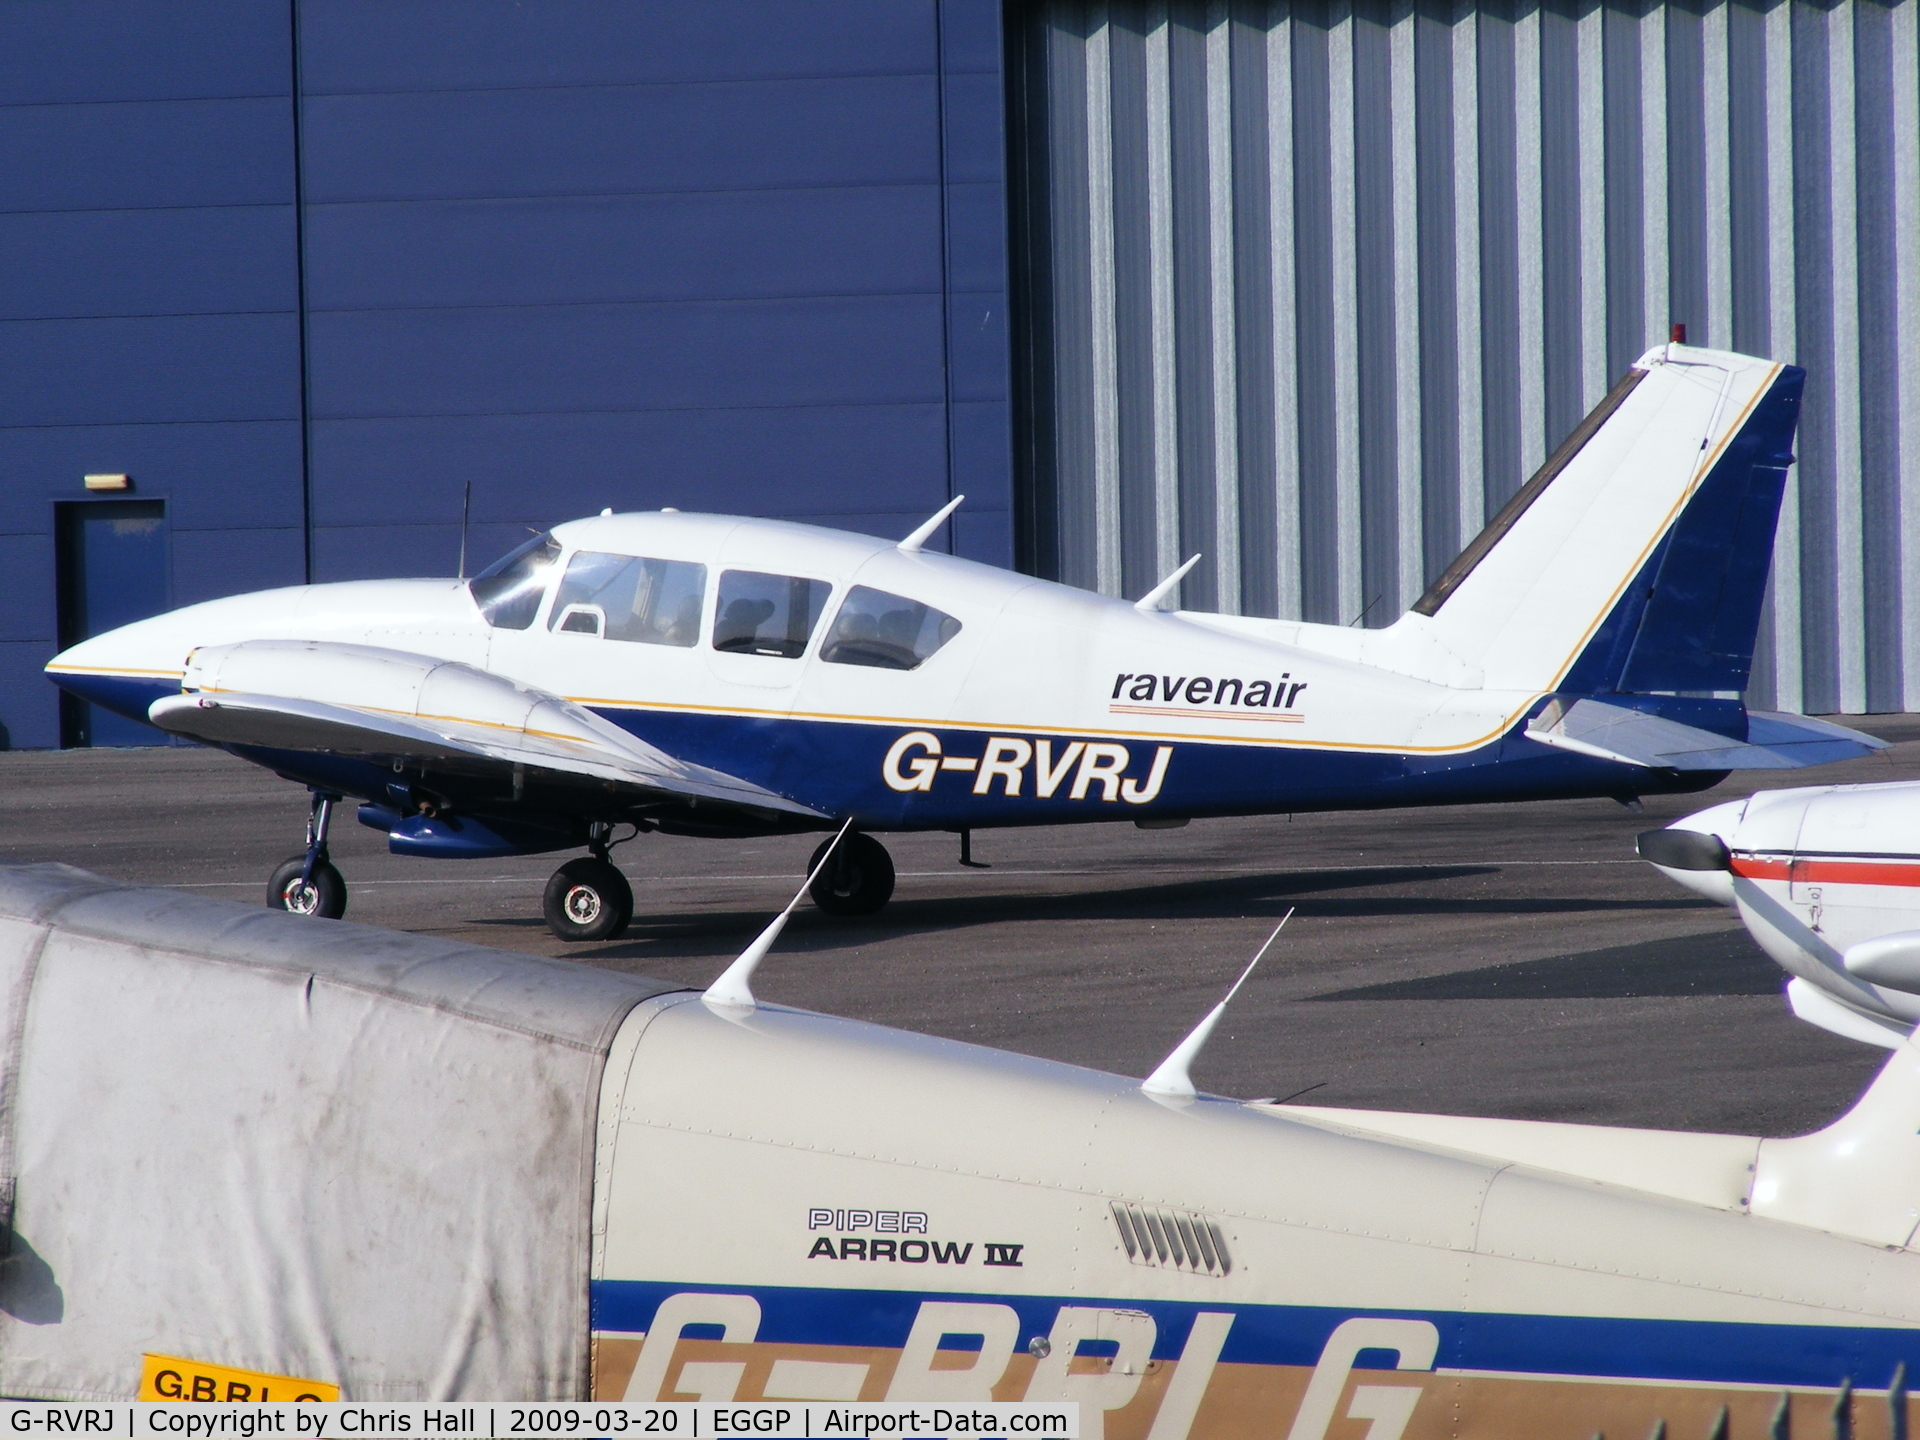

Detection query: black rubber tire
(543, 857), (634, 942)
(807, 832), (895, 916)
(267, 855), (348, 920)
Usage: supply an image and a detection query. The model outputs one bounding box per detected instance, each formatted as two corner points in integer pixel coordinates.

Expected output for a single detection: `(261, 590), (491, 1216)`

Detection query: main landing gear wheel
(544, 857), (634, 942)
(268, 855), (347, 919)
(808, 832), (895, 916)
(268, 791), (347, 919)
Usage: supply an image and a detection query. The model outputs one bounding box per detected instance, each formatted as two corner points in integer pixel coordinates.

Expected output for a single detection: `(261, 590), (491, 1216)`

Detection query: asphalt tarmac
(6, 718), (1918, 1136)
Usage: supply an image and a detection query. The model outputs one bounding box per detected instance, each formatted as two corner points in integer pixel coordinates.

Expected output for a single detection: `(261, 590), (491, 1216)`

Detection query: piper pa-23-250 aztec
(46, 341), (1884, 940)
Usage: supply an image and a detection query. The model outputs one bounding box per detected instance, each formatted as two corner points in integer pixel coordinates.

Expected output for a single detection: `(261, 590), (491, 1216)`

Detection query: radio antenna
(898, 495), (965, 554)
(1142, 910), (1293, 1101)
(457, 480), (473, 579)
(1136, 554), (1202, 613)
(704, 818), (855, 1011)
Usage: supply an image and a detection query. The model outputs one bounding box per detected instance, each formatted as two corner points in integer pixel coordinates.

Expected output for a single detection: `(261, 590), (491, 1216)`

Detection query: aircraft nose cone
(45, 628), (126, 687)
(46, 620), (164, 682)
(1635, 827), (1732, 871)
(1637, 799), (1746, 906)
(43, 612), (194, 732)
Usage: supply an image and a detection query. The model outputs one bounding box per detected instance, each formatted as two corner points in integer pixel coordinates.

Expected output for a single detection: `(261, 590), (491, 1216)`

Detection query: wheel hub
(563, 885), (604, 925)
(283, 879), (318, 915)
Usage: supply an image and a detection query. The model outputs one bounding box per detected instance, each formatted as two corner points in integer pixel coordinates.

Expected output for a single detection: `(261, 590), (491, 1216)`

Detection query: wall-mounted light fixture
(83, 474), (130, 492)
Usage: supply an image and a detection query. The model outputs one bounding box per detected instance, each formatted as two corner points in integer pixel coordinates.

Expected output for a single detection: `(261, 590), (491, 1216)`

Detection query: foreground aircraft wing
(147, 640), (824, 820)
(1527, 697), (1886, 770)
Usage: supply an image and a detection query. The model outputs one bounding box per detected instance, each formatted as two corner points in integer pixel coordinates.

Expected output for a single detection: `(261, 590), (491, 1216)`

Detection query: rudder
(1566, 365), (1801, 695)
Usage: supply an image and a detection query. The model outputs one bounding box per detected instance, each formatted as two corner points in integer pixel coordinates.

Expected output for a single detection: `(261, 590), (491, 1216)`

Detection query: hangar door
(1005, 0), (1920, 715)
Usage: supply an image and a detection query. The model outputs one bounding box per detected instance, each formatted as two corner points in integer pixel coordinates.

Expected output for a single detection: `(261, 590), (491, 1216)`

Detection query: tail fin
(1404, 344), (1802, 697)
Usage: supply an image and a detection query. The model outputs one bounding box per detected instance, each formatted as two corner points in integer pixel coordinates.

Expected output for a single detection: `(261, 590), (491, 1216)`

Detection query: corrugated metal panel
(1008, 0), (1920, 713)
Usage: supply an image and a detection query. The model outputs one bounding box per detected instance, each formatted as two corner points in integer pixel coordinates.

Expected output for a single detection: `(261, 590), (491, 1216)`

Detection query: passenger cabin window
(468, 533), (561, 630)
(712, 570), (831, 658)
(549, 551), (706, 647)
(820, 587), (962, 671)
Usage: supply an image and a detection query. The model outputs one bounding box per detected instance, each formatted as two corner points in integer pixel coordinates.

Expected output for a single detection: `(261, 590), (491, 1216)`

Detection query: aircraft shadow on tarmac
(476, 863), (1500, 960)
(472, 863), (1715, 965)
(1304, 928), (1783, 1001)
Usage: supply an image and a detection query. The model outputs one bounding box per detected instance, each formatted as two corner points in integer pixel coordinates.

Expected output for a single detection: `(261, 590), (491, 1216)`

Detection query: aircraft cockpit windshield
(468, 533), (562, 629)
(820, 586), (961, 671)
(713, 570), (831, 658)
(549, 551), (706, 646)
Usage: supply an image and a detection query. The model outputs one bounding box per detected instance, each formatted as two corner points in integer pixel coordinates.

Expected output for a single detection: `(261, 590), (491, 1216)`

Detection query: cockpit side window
(712, 570), (831, 658)
(820, 586), (962, 671)
(549, 551), (706, 647)
(468, 533), (562, 630)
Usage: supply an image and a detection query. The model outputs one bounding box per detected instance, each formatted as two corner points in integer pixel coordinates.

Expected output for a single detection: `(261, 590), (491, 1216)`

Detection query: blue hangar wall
(0, 0), (1013, 749)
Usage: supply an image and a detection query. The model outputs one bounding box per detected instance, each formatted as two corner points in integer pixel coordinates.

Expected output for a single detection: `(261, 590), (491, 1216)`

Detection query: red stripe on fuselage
(1732, 855), (1920, 887)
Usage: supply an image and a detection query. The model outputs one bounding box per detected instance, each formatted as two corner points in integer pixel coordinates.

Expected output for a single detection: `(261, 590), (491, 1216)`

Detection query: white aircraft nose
(46, 582), (336, 684)
(1636, 798), (1746, 906)
(43, 610), (204, 731)
(46, 609), (194, 680)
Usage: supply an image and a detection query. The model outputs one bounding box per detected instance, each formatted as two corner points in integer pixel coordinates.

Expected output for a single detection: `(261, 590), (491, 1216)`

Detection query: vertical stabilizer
(1397, 345), (1801, 697)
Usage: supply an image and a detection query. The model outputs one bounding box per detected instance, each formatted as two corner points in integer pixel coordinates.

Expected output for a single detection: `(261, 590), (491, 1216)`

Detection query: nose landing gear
(268, 791), (348, 920)
(542, 824), (634, 941)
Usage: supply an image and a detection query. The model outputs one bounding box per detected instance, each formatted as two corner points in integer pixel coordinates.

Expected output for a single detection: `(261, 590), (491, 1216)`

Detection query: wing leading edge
(148, 639), (824, 821)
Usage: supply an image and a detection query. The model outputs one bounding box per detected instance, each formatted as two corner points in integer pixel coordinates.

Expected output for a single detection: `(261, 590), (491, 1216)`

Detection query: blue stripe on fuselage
(47, 671), (176, 731)
(591, 1278), (1917, 1389)
(591, 706), (1710, 829)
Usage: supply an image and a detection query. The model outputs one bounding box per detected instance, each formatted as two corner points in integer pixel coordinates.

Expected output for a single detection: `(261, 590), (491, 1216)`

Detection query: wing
(148, 639), (826, 821)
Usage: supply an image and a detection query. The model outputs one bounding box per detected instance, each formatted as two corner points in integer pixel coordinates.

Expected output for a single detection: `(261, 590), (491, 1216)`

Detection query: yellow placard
(140, 1352), (339, 1402)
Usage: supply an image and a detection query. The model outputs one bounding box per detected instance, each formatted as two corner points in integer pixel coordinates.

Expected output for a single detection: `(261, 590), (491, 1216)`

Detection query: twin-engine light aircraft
(46, 342), (1883, 940)
(1642, 780), (1920, 1048)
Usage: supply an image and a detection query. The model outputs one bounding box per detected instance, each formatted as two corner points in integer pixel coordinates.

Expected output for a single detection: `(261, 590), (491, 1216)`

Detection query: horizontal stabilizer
(1742, 710), (1890, 765)
(149, 641), (824, 821)
(1527, 697), (1885, 771)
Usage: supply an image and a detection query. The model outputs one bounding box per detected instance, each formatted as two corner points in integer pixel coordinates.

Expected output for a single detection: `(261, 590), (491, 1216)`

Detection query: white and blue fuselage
(50, 508), (1702, 836)
(43, 345), (1882, 932)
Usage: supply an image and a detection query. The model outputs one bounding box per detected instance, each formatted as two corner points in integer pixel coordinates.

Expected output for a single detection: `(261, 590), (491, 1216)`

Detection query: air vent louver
(1110, 1202), (1231, 1277)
